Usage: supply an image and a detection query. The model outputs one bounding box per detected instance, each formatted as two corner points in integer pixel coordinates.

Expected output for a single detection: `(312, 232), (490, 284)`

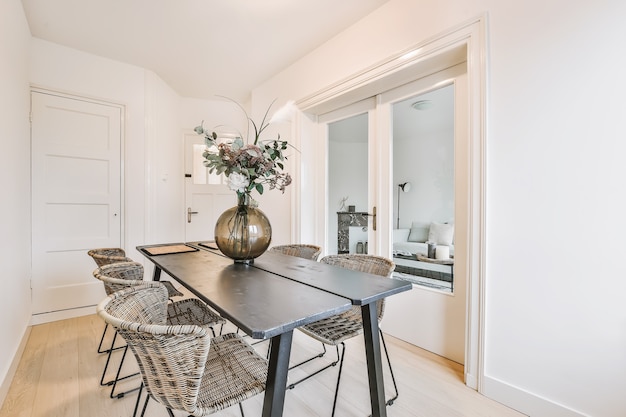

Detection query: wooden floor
(1, 299), (526, 417)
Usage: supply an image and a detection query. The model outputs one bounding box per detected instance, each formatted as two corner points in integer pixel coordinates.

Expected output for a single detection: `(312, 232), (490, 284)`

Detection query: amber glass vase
(214, 193), (272, 263)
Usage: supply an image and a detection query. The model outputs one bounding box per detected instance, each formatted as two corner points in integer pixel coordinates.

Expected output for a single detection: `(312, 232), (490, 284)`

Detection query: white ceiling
(21, 0), (390, 103)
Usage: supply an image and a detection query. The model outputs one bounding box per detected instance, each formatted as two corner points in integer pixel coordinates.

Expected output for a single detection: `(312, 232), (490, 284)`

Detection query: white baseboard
(0, 326), (31, 409)
(483, 375), (587, 417)
(30, 305), (96, 325)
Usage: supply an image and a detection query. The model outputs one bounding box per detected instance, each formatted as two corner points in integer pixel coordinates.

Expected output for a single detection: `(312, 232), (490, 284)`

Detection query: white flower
(227, 172), (250, 193)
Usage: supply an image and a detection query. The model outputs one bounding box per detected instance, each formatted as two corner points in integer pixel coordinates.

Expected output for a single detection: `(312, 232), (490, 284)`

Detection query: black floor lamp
(397, 182), (411, 229)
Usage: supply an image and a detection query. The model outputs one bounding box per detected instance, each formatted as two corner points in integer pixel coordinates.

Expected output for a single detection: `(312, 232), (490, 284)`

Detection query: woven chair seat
(167, 298), (226, 329)
(268, 244), (322, 261)
(194, 333), (268, 414)
(299, 306), (364, 345)
(97, 285), (267, 417)
(93, 263), (224, 330)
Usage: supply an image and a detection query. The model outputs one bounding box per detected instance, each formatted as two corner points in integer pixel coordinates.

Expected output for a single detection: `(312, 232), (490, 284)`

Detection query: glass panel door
(321, 98), (376, 255)
(392, 85), (455, 292)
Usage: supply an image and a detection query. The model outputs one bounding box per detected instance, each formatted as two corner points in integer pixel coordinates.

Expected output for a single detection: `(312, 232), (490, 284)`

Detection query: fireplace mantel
(337, 211), (368, 254)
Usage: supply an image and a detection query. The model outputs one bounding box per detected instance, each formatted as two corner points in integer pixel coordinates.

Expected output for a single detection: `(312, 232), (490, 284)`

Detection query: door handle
(187, 207), (198, 223)
(366, 206), (377, 231)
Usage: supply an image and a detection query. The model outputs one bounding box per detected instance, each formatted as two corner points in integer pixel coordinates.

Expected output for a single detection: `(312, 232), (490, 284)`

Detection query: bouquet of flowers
(194, 99), (295, 199)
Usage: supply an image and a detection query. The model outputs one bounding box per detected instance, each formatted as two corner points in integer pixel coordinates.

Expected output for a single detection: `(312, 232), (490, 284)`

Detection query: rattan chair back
(88, 248), (132, 267)
(269, 244), (322, 261)
(320, 254), (394, 320)
(93, 261), (145, 295)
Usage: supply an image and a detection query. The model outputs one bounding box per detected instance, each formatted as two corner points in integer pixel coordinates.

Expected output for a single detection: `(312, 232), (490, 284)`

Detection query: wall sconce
(397, 182), (411, 229)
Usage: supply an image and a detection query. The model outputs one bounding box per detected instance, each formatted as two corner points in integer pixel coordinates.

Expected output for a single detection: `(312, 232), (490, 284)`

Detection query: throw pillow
(407, 221), (429, 242)
(428, 222), (454, 246)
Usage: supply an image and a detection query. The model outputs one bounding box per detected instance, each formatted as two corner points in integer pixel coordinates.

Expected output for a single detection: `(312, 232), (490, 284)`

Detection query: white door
(184, 132), (233, 242)
(381, 64), (468, 364)
(31, 91), (122, 315)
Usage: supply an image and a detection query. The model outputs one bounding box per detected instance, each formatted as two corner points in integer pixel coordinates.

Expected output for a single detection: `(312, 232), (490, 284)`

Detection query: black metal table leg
(262, 330), (294, 417)
(152, 266), (162, 281)
(361, 302), (387, 417)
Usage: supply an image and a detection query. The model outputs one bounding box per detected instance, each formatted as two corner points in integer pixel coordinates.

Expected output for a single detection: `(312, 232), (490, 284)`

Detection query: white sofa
(392, 221), (454, 257)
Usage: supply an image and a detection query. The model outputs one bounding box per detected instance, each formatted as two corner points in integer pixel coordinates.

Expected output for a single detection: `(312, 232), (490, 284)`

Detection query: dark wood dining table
(137, 242), (412, 417)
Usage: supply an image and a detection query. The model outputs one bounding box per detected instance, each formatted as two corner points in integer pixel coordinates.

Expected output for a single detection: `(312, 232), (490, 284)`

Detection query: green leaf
(256, 183), (264, 194)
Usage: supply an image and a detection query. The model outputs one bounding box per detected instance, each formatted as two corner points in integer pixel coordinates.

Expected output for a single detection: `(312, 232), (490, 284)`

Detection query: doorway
(316, 64), (467, 364)
(296, 18), (486, 387)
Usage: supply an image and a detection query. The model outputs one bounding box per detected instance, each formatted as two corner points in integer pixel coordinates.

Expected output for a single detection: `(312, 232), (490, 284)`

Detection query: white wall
(0, 0), (34, 403)
(144, 72), (184, 244)
(252, 1), (626, 416)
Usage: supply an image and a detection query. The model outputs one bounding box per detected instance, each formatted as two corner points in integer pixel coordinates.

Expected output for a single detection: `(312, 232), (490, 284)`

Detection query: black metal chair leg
(239, 402), (245, 417)
(288, 333), (398, 417)
(108, 345), (140, 399)
(100, 331), (119, 386)
(330, 343), (346, 417)
(380, 330), (399, 405)
(140, 394), (151, 417)
(132, 382), (144, 417)
(97, 323), (109, 353)
(286, 344), (339, 390)
(288, 343), (328, 371)
(98, 324), (126, 355)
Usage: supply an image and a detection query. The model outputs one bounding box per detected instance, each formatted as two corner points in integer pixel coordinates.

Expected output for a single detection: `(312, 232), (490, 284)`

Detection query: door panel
(321, 98), (376, 256)
(381, 64), (467, 364)
(31, 91), (122, 314)
(184, 133), (232, 242)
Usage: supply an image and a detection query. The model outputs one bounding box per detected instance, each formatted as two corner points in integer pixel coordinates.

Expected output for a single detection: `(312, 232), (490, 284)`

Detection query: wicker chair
(88, 248), (183, 298)
(88, 247), (183, 356)
(93, 262), (225, 400)
(268, 244), (322, 261)
(97, 284), (268, 417)
(287, 254), (399, 416)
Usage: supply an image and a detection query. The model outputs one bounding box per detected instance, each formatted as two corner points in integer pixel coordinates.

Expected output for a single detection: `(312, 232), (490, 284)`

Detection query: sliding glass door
(320, 99), (377, 256)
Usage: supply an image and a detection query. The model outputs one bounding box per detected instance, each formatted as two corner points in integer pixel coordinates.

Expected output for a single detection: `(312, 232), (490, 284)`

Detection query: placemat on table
(143, 244), (198, 256)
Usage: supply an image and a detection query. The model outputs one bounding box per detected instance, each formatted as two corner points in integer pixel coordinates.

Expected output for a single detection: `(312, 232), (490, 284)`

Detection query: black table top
(138, 244), (353, 340)
(250, 251), (412, 306)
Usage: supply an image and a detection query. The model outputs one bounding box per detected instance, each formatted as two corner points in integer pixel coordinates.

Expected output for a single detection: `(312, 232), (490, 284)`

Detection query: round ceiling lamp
(411, 100), (433, 111)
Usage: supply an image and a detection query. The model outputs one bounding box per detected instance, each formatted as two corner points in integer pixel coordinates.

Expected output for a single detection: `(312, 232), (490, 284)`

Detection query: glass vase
(214, 193), (272, 263)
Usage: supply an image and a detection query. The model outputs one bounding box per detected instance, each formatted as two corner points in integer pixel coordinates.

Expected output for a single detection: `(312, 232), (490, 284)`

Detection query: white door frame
(30, 87), (125, 323)
(294, 16), (487, 390)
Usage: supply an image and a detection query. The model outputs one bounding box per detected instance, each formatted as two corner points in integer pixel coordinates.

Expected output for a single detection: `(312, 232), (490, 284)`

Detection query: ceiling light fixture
(411, 100), (433, 111)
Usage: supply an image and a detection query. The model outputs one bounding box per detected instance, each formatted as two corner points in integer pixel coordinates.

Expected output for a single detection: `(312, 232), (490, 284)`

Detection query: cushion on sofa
(407, 221), (429, 242)
(428, 222), (454, 245)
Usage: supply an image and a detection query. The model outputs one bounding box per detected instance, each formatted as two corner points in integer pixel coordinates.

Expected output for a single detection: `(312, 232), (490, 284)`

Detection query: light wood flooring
(1, 298), (526, 417)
